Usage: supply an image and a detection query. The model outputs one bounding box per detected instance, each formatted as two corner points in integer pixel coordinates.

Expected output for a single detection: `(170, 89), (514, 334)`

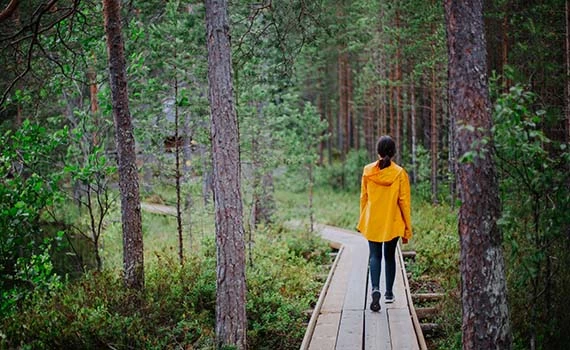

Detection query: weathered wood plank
(309, 312), (342, 350)
(342, 244), (369, 311)
(321, 248), (353, 313)
(364, 309), (391, 350)
(388, 308), (420, 350)
(336, 309), (364, 350)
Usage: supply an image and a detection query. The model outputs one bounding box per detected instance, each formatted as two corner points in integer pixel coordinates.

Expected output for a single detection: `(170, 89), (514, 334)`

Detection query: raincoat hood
(362, 161), (403, 186)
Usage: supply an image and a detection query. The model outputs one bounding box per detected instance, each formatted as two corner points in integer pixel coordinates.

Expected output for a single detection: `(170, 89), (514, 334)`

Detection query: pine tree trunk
(410, 74), (417, 185)
(13, 6), (22, 128)
(566, 0), (570, 142)
(444, 1), (512, 348)
(337, 50), (345, 155)
(345, 53), (352, 152)
(430, 63), (438, 204)
(395, 10), (402, 163)
(88, 63), (99, 146)
(501, 12), (510, 91)
(204, 0), (247, 348)
(174, 73), (184, 265)
(389, 67), (395, 136)
(103, 0), (144, 290)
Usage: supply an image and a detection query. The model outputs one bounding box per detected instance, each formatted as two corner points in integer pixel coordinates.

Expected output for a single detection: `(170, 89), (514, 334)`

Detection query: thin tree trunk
(338, 50), (345, 155)
(389, 68), (395, 136)
(411, 73), (417, 185)
(88, 56), (100, 146)
(103, 0), (144, 291)
(345, 53), (352, 151)
(566, 0), (570, 142)
(327, 93), (333, 165)
(308, 162), (314, 234)
(13, 6), (22, 128)
(317, 92), (323, 165)
(501, 12), (510, 91)
(205, 0), (247, 348)
(430, 62), (438, 204)
(444, 1), (512, 348)
(395, 10), (402, 163)
(174, 73), (184, 265)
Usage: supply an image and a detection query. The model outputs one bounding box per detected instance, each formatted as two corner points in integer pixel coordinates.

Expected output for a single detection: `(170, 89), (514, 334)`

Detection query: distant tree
(444, 0), (512, 348)
(102, 0), (144, 290)
(205, 0), (247, 348)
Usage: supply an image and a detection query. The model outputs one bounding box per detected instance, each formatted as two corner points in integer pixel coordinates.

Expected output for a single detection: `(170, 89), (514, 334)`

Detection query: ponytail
(376, 135), (396, 170)
(379, 155), (391, 169)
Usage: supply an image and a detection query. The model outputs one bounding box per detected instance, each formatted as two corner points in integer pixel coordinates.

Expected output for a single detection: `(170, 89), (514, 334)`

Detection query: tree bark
(102, 0), (144, 291)
(444, 1), (512, 349)
(395, 10), (402, 163)
(430, 62), (438, 204)
(204, 0), (247, 348)
(174, 73), (184, 265)
(410, 73), (417, 185)
(566, 0), (570, 142)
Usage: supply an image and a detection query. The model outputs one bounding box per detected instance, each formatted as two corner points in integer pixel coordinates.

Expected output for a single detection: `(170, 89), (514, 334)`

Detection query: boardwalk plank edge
(300, 245), (345, 350)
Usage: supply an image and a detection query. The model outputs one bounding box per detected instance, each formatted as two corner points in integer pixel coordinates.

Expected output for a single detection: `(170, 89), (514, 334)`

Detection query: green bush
(1, 227), (328, 349)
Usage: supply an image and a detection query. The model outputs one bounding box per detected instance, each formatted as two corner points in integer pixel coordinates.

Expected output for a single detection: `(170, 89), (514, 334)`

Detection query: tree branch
(0, 0), (19, 22)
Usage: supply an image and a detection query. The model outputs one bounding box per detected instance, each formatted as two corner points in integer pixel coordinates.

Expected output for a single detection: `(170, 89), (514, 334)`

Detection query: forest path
(302, 225), (426, 350)
(140, 202), (177, 216)
(139, 203), (425, 349)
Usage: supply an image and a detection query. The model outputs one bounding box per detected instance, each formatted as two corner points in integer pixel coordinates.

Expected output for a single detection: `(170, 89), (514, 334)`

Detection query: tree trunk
(501, 12), (510, 92)
(430, 62), (438, 204)
(204, 0), (247, 348)
(566, 0), (570, 142)
(317, 89), (324, 165)
(411, 74), (417, 185)
(103, 0), (144, 291)
(395, 10), (402, 163)
(174, 73), (184, 265)
(347, 55), (355, 150)
(13, 6), (22, 128)
(444, 1), (512, 349)
(389, 67), (395, 136)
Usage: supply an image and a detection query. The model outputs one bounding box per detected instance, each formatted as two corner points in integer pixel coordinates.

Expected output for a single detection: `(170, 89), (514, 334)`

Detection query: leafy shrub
(1, 227), (328, 349)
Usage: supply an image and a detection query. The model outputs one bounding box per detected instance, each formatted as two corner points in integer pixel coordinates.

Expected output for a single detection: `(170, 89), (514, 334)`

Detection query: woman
(357, 135), (412, 312)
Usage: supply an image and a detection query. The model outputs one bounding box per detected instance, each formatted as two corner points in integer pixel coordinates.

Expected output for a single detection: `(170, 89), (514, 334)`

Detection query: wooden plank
(321, 248), (353, 313)
(301, 246), (345, 350)
(335, 310), (364, 350)
(386, 254), (408, 310)
(342, 244), (369, 311)
(364, 309), (391, 350)
(309, 312), (342, 350)
(397, 245), (428, 350)
(388, 308), (420, 350)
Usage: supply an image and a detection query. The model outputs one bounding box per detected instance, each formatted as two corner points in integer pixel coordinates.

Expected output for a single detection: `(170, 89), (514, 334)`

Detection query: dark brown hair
(376, 135), (396, 169)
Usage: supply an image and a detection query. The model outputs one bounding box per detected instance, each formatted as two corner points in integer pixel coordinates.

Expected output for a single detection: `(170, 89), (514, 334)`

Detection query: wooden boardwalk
(301, 225), (426, 350)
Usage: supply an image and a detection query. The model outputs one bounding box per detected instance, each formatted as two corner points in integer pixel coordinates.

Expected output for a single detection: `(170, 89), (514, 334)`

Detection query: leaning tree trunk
(204, 0), (247, 348)
(102, 0), (144, 291)
(444, 1), (512, 349)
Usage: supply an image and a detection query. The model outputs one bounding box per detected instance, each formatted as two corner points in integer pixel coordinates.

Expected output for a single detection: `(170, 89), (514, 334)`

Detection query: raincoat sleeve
(359, 171), (368, 215)
(398, 170), (412, 241)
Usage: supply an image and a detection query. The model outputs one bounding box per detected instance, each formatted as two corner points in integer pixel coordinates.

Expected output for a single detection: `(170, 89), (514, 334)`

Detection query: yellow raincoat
(357, 161), (412, 243)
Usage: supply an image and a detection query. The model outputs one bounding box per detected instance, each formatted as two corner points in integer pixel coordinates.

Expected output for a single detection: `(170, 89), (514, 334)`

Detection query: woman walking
(357, 135), (412, 312)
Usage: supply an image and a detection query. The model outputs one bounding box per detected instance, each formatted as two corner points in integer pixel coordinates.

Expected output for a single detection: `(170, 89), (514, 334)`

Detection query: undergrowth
(0, 226), (329, 350)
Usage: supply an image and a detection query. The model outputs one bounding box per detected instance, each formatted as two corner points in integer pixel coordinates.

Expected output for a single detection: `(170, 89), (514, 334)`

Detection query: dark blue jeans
(368, 237), (399, 294)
